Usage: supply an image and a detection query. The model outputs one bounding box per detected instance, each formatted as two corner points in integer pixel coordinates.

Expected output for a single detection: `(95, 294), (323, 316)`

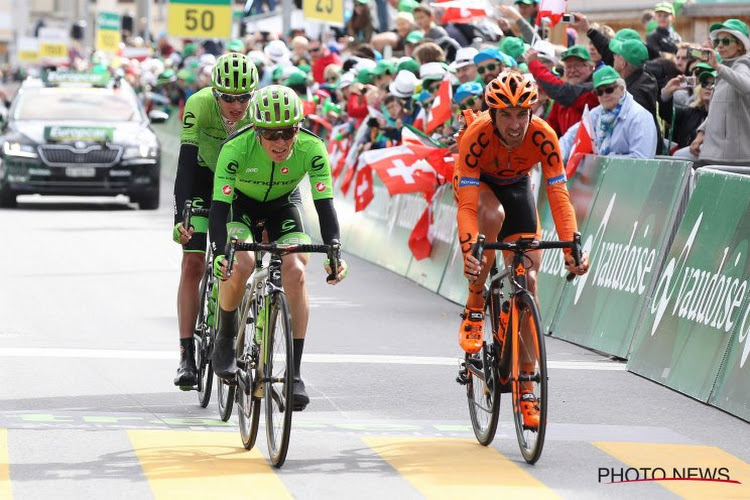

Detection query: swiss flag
(354, 166), (374, 212)
(434, 0), (493, 24)
(536, 0), (567, 27)
(360, 145), (438, 197)
(328, 134), (350, 179)
(566, 104), (594, 178)
(408, 206), (432, 260)
(425, 76), (453, 134)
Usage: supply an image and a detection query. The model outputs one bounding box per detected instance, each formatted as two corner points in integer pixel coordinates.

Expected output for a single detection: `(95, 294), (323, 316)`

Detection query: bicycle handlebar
(471, 232), (583, 282)
(182, 199), (210, 230)
(223, 236), (342, 283)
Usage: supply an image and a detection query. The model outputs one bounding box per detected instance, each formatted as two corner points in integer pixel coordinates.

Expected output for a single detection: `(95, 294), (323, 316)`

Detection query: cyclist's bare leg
(467, 186), (505, 309)
(218, 250), (254, 311)
(177, 252), (206, 340)
(214, 250), (254, 379)
(281, 252), (311, 408)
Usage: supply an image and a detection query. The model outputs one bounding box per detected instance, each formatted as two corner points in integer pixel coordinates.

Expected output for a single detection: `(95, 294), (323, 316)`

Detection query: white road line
(0, 348), (626, 370)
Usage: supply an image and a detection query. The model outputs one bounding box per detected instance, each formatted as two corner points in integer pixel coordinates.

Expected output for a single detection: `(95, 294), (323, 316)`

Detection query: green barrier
(537, 155), (610, 333)
(628, 169), (750, 410)
(437, 241), (468, 306)
(405, 185), (458, 292)
(363, 188), (421, 276)
(551, 158), (691, 358)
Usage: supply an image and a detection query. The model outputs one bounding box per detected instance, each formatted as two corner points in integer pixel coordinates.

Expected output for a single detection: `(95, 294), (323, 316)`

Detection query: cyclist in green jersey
(209, 85), (348, 410)
(171, 53), (258, 389)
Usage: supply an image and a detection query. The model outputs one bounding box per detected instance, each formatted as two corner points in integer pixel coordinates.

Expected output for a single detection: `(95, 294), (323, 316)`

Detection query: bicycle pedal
(178, 385), (197, 392)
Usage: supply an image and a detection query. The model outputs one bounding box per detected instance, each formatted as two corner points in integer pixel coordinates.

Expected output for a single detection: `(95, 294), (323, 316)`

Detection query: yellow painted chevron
(364, 437), (559, 498)
(594, 442), (750, 499)
(128, 430), (290, 500)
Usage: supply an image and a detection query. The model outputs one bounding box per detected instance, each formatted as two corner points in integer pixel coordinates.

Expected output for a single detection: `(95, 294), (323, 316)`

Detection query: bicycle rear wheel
(217, 304), (239, 422)
(264, 291), (293, 467)
(466, 298), (501, 446)
(511, 295), (548, 464)
(237, 302), (261, 450)
(196, 265), (214, 407)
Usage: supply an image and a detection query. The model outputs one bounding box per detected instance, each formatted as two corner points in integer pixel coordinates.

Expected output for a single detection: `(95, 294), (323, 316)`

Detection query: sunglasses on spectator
(595, 85), (618, 96)
(459, 96), (477, 110)
(257, 126), (299, 141)
(477, 63), (499, 75)
(213, 89), (253, 103)
(309, 46), (322, 53)
(703, 80), (716, 89)
(713, 37), (737, 47)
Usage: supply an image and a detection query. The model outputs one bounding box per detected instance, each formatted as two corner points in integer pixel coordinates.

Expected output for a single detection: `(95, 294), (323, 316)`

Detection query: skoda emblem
(75, 141), (86, 149)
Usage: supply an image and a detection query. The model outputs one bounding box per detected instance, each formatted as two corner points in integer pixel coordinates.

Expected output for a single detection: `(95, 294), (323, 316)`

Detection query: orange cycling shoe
(459, 308), (484, 354)
(520, 392), (540, 430)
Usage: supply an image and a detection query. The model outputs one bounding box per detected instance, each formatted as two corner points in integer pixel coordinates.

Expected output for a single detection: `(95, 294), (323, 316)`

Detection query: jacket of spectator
(311, 49), (342, 84)
(527, 59), (600, 136)
(699, 54), (750, 162)
(646, 27), (682, 55)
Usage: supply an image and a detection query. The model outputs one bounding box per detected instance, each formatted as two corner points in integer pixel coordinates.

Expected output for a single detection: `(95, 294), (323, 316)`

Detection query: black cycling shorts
(229, 189), (309, 244)
(481, 174), (540, 241)
(183, 166), (214, 253)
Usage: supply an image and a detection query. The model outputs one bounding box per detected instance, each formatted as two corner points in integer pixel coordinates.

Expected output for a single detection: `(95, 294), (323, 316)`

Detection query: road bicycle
(224, 231), (341, 467)
(181, 200), (235, 421)
(456, 232), (581, 464)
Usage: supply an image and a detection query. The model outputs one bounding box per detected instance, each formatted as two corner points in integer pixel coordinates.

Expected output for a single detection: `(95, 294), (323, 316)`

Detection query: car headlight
(123, 144), (159, 159)
(3, 142), (38, 159)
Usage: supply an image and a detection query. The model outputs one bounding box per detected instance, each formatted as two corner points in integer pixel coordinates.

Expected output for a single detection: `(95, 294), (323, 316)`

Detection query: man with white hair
(451, 47), (479, 84)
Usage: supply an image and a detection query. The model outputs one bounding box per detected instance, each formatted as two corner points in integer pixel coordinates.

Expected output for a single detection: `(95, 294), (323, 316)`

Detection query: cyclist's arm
(208, 142), (238, 255)
(305, 134), (341, 244)
(455, 121), (483, 257)
(535, 121), (578, 248)
(173, 94), (203, 225)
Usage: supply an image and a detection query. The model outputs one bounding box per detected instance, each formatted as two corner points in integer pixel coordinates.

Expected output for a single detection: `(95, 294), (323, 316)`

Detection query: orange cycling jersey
(454, 110), (578, 255)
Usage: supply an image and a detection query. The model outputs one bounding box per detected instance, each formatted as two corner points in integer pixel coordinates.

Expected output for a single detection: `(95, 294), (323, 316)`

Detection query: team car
(0, 71), (164, 209)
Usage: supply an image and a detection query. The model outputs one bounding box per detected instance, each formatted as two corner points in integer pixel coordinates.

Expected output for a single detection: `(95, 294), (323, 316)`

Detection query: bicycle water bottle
(207, 284), (218, 328)
(255, 302), (266, 344)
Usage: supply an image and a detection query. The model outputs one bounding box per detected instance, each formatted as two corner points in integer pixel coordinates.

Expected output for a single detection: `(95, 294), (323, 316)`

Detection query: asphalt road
(0, 171), (748, 499)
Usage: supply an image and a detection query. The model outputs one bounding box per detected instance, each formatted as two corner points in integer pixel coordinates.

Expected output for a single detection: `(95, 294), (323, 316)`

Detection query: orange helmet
(485, 71), (538, 109)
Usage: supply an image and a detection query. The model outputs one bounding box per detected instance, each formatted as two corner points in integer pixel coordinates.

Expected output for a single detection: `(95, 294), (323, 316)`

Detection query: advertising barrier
(551, 158), (691, 358)
(537, 155), (609, 333)
(628, 168), (750, 411)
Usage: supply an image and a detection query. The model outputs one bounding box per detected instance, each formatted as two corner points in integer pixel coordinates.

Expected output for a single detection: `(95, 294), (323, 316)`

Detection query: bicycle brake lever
(326, 239), (341, 283)
(224, 236), (237, 279)
(566, 232), (583, 282)
(182, 199), (192, 231)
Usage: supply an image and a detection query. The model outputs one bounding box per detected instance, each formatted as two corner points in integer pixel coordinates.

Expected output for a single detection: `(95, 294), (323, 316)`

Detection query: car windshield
(13, 87), (142, 122)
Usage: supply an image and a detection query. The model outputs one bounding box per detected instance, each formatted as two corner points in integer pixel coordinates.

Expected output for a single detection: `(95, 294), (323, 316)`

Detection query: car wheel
(0, 183), (17, 208)
(134, 193), (159, 210)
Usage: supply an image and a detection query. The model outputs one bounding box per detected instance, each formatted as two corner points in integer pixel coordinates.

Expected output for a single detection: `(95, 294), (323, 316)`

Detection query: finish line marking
(0, 348), (625, 370)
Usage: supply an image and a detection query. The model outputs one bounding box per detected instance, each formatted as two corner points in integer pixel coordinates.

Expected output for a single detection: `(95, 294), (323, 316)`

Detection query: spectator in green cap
(398, 0), (419, 13)
(514, 0), (540, 30)
(690, 19), (750, 163)
(498, 37), (529, 66)
(403, 31), (424, 58)
(372, 60), (397, 91)
(526, 43), (599, 136)
(396, 56), (420, 76)
(225, 39), (245, 54)
(659, 66), (714, 157)
(646, 2), (682, 55)
(561, 65), (657, 160)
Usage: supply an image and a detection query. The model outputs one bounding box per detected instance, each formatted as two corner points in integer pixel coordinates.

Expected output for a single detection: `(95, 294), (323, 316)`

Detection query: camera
(688, 48), (710, 62)
(680, 76), (696, 88)
(561, 13), (575, 24)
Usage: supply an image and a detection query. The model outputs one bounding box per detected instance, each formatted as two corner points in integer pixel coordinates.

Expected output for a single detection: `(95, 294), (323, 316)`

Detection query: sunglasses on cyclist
(459, 96), (477, 110)
(257, 126), (299, 141)
(213, 89), (253, 103)
(595, 85), (618, 96)
(477, 63), (499, 75)
(713, 37), (737, 47)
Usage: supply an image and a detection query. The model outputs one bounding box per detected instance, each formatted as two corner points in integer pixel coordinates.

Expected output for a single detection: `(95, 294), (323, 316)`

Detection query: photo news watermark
(598, 467), (742, 484)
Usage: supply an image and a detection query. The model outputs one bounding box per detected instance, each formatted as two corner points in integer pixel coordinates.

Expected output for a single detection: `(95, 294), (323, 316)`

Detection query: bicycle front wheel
(238, 293), (261, 450)
(264, 291), (293, 468)
(466, 299), (501, 446)
(196, 266), (214, 408)
(511, 294), (548, 464)
(217, 377), (236, 422)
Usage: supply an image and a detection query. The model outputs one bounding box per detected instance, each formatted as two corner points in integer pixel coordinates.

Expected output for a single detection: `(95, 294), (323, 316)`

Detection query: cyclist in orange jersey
(454, 71), (590, 355)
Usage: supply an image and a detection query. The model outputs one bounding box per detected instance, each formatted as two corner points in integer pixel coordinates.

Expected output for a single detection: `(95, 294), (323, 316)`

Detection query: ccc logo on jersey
(531, 130), (560, 167)
(464, 132), (489, 169)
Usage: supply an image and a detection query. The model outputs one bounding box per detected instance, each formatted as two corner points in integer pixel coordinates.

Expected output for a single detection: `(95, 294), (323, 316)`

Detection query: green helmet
(211, 52), (258, 94)
(250, 85), (304, 128)
(156, 69), (177, 86)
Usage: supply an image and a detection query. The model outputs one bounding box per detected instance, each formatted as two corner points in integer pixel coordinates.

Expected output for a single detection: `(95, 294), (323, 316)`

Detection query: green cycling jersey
(180, 87), (253, 171)
(213, 126), (334, 204)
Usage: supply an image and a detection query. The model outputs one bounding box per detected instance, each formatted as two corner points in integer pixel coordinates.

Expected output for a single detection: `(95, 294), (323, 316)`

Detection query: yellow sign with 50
(168, 0), (232, 39)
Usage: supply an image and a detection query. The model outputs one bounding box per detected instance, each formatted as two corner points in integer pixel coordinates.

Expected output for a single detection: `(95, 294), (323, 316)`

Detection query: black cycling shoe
(212, 336), (237, 380)
(173, 361), (198, 390)
(292, 379), (310, 411)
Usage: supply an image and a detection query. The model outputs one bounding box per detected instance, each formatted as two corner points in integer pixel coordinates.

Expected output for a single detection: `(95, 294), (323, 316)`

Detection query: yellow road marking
(128, 430), (290, 500)
(594, 442), (750, 499)
(364, 437), (558, 499)
(0, 429), (11, 500)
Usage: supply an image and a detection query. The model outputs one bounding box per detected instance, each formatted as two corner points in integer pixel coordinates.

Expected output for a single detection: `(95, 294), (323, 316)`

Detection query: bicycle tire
(264, 291), (293, 467)
(196, 265), (214, 408)
(217, 377), (236, 422)
(466, 295), (502, 446)
(238, 298), (261, 450)
(511, 294), (548, 464)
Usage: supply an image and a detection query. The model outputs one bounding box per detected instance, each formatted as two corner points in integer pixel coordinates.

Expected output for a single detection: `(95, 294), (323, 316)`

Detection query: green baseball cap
(611, 38), (649, 66)
(372, 60), (397, 76)
(609, 28), (642, 53)
(297, 63), (312, 74)
(404, 30), (424, 45)
(398, 0), (419, 12)
(592, 65), (620, 88)
(654, 2), (675, 15)
(560, 45), (591, 62)
(356, 0), (369, 4)
(498, 37), (529, 61)
(697, 70), (717, 86)
(396, 57), (420, 75)
(514, 0), (538, 4)
(357, 67), (374, 84)
(710, 19), (750, 51)
(183, 43), (198, 57)
(226, 39), (245, 53)
(285, 70), (308, 87)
